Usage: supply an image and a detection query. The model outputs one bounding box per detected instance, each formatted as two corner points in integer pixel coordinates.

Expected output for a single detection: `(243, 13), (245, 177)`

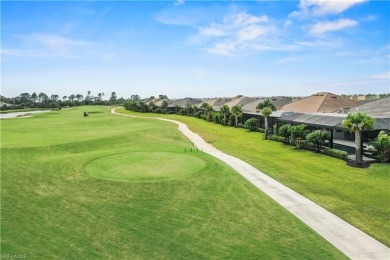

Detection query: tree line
(0, 92), (170, 110)
(0, 91), (126, 110)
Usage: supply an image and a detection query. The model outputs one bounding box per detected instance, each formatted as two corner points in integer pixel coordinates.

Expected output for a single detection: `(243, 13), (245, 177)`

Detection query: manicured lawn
(1, 106), (345, 258)
(116, 108), (390, 246)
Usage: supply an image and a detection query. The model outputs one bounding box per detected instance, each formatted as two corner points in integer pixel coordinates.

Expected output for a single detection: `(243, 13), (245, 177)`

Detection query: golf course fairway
(0, 106), (345, 258)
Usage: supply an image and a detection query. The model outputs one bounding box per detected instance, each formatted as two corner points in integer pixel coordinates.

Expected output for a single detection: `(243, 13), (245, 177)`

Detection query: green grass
(86, 152), (207, 182)
(116, 108), (390, 246)
(1, 106), (345, 258)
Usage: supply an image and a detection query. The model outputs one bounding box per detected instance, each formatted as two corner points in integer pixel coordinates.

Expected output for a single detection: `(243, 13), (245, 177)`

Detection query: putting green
(86, 151), (206, 182)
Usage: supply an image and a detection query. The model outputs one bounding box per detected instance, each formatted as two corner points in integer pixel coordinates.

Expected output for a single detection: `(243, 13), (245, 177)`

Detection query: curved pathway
(112, 108), (389, 260)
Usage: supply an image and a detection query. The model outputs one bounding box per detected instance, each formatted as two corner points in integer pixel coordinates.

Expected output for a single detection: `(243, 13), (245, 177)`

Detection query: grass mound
(86, 151), (206, 182)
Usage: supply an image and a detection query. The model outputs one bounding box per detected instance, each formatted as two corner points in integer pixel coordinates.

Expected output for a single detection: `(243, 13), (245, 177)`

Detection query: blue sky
(1, 0), (389, 99)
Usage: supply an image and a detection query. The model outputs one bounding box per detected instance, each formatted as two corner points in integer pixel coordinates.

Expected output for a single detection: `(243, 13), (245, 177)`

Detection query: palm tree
(231, 105), (242, 127)
(201, 103), (213, 121)
(220, 104), (230, 126)
(289, 124), (309, 148)
(161, 100), (168, 110)
(186, 104), (193, 115)
(342, 112), (375, 163)
(256, 99), (276, 139)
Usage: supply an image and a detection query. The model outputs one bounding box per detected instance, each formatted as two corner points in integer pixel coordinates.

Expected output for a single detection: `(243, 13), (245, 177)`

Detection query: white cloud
(193, 12), (275, 56)
(290, 0), (367, 18)
(206, 41), (238, 57)
(230, 13), (268, 26)
(18, 33), (90, 50)
(174, 0), (185, 6)
(5, 33), (92, 59)
(309, 18), (358, 34)
(237, 24), (273, 41)
(199, 26), (226, 37)
(284, 20), (293, 27)
(370, 72), (390, 80)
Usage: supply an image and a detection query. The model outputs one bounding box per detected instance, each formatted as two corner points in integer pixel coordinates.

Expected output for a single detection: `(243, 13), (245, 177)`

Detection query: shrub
(238, 123), (244, 128)
(154, 108), (162, 114)
(306, 130), (330, 152)
(213, 112), (222, 124)
(300, 140), (316, 151)
(221, 118), (226, 126)
(244, 118), (259, 132)
(271, 135), (285, 143)
(228, 114), (235, 127)
(289, 124), (309, 148)
(194, 111), (203, 118)
(371, 131), (390, 163)
(322, 148), (348, 160)
(179, 108), (187, 115)
(257, 128), (265, 133)
(278, 124), (291, 143)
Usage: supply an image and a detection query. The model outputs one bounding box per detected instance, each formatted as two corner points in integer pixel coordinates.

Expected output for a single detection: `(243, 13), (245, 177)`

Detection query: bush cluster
(322, 148), (349, 160)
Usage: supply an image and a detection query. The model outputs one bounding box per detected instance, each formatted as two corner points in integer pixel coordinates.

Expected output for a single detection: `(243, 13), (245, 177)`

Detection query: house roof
(198, 97), (233, 109)
(280, 92), (359, 113)
(242, 96), (293, 113)
(222, 96), (261, 111)
(169, 97), (203, 107)
(153, 99), (176, 106)
(348, 96), (390, 116)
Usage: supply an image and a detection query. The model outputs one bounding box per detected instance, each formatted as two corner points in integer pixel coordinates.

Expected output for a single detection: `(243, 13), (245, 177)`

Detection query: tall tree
(130, 94), (140, 101)
(109, 92), (117, 104)
(342, 112), (375, 163)
(31, 92), (38, 103)
(220, 104), (230, 126)
(51, 94), (59, 102)
(19, 93), (31, 103)
(256, 99), (276, 139)
(76, 94), (83, 102)
(231, 105), (242, 127)
(38, 92), (48, 104)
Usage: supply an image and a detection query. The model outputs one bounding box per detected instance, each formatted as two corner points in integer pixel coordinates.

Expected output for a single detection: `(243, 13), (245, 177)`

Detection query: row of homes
(150, 92), (390, 155)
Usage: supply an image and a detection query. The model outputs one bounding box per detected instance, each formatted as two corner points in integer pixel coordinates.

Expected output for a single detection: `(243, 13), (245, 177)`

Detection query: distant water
(0, 110), (51, 119)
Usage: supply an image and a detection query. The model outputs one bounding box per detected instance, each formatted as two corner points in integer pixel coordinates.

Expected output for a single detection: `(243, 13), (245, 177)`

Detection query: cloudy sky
(1, 0), (389, 99)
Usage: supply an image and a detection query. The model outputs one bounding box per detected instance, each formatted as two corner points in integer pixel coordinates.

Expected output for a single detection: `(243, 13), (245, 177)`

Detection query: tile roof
(170, 97), (203, 107)
(280, 92), (359, 113)
(242, 96), (293, 112)
(222, 96), (261, 111)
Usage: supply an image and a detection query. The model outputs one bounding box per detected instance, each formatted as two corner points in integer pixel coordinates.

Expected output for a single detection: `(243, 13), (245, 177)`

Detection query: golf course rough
(86, 151), (207, 182)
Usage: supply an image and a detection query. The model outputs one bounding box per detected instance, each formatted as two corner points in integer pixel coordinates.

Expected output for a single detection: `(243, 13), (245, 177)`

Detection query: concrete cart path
(112, 108), (389, 260)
